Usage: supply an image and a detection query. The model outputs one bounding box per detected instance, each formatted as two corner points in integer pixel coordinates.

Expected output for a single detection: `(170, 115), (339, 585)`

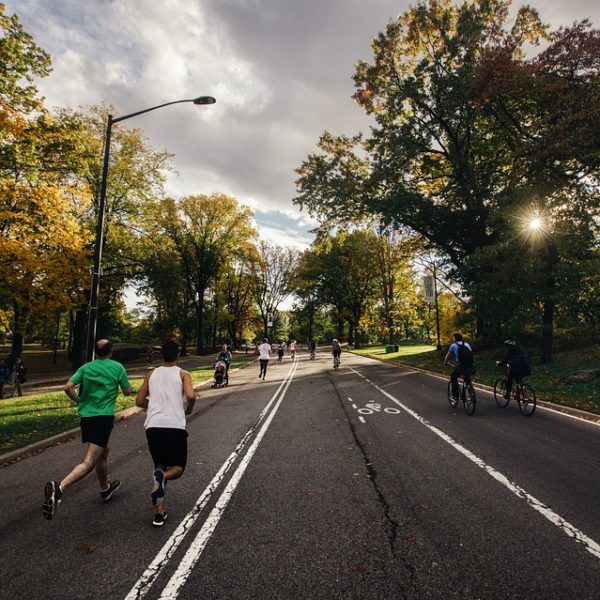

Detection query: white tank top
(144, 366), (187, 430)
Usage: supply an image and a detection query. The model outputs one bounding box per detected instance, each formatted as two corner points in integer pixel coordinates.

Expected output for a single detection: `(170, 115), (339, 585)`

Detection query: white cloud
(6, 0), (600, 250)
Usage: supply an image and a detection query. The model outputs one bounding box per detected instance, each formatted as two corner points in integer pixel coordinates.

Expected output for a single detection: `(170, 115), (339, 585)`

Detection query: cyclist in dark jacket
(497, 340), (531, 399)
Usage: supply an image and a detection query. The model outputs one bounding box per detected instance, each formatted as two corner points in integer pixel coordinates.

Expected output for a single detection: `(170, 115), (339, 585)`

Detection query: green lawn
(350, 344), (600, 415)
(0, 355), (255, 456)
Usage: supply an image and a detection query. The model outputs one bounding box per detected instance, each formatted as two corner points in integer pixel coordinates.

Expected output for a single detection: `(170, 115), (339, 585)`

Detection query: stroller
(212, 359), (228, 388)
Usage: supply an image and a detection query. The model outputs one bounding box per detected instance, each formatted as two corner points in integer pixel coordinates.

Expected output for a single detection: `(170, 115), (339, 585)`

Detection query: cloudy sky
(7, 0), (600, 249)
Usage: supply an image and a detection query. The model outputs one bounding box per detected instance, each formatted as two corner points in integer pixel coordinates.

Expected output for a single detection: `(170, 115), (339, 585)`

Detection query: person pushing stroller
(213, 344), (231, 388)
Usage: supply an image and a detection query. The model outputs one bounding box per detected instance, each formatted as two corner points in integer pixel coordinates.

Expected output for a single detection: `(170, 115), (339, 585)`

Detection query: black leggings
(259, 359), (269, 377)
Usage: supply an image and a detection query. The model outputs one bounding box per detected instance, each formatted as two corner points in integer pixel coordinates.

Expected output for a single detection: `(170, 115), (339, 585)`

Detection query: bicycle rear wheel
(518, 383), (536, 416)
(493, 379), (509, 408)
(447, 381), (458, 408)
(462, 383), (476, 416)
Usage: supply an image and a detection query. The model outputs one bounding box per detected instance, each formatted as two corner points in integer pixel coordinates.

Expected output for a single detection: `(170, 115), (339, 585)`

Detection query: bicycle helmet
(333, 339), (338, 343)
(503, 339), (517, 346)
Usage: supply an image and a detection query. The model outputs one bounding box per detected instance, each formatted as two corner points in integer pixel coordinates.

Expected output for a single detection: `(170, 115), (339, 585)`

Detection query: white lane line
(124, 362), (298, 600)
(158, 358), (300, 599)
(352, 355), (600, 428)
(358, 416), (366, 424)
(349, 366), (600, 562)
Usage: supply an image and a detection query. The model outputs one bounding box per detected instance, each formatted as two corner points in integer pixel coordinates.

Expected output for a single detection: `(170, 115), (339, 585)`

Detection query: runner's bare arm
(181, 370), (196, 415)
(135, 371), (152, 408)
(64, 380), (80, 404)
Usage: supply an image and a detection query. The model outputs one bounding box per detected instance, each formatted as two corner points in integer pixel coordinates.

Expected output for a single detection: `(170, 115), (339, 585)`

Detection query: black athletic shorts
(146, 428), (188, 470)
(80, 415), (114, 448)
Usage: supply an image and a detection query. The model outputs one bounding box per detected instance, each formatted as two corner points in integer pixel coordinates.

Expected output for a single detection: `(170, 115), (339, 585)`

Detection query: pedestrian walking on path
(135, 340), (196, 527)
(42, 339), (132, 520)
(258, 338), (271, 380)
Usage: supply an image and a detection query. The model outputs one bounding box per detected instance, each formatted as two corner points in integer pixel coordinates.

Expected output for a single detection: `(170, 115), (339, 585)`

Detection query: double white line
(125, 358), (299, 600)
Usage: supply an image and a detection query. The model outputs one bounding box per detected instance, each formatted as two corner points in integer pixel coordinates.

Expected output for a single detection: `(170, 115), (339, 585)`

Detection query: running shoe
(42, 481), (62, 520)
(100, 479), (121, 502)
(151, 469), (166, 505)
(153, 512), (168, 527)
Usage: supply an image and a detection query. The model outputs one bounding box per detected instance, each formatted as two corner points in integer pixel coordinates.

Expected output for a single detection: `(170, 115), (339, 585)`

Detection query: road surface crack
(334, 385), (417, 590)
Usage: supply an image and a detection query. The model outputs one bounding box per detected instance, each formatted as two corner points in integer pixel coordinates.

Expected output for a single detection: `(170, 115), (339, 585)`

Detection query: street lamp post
(85, 96), (216, 363)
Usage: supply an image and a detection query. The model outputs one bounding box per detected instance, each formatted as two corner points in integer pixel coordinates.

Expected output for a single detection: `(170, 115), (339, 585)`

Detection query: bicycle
(447, 368), (476, 416)
(493, 364), (536, 416)
(333, 354), (340, 371)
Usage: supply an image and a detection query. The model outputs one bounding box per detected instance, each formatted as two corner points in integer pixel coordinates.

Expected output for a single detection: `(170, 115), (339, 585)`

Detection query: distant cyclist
(444, 332), (475, 402)
(332, 338), (342, 367)
(497, 340), (531, 400)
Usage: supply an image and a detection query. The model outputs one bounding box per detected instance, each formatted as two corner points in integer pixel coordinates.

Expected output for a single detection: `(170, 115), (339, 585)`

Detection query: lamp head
(193, 96), (216, 105)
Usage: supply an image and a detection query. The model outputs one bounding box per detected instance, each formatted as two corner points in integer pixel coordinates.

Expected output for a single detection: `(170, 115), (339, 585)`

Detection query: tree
(251, 242), (298, 338)
(0, 3), (51, 112)
(304, 231), (380, 346)
(373, 225), (424, 344)
(467, 21), (600, 360)
(221, 243), (260, 349)
(52, 105), (174, 366)
(161, 193), (256, 354)
(295, 0), (600, 360)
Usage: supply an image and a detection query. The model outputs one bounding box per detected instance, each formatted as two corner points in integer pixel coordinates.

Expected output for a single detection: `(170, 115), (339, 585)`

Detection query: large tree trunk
(540, 298), (554, 364)
(540, 242), (558, 364)
(71, 308), (87, 369)
(11, 301), (29, 358)
(348, 320), (355, 347)
(196, 286), (206, 354)
(336, 312), (344, 341)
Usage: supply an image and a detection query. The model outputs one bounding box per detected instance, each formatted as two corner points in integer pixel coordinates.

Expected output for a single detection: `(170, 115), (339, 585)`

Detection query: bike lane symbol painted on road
(348, 398), (401, 420)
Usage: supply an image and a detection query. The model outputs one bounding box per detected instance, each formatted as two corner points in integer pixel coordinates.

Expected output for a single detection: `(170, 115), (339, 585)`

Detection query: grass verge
(349, 344), (600, 415)
(0, 355), (255, 456)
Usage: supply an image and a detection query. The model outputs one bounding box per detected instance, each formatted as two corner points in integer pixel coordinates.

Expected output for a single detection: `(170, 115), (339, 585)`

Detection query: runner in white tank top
(136, 341), (196, 526)
(145, 366), (187, 430)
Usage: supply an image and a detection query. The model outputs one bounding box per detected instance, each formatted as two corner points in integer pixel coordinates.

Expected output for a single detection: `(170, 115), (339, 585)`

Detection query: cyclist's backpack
(457, 342), (474, 367)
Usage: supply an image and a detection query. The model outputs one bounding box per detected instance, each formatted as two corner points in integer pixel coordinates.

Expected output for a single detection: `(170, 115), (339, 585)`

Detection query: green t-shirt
(70, 358), (131, 417)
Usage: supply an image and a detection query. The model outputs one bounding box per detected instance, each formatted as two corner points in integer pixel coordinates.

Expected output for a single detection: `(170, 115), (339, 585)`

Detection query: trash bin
(385, 345), (394, 354)
(394, 344), (399, 352)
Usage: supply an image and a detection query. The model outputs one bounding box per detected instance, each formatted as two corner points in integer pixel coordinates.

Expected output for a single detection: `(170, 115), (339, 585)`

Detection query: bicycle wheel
(447, 381), (458, 408)
(518, 383), (537, 416)
(462, 383), (476, 416)
(494, 379), (509, 408)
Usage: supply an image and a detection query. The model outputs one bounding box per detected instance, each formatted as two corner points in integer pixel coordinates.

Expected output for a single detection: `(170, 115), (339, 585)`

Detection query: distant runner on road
(42, 339), (132, 520)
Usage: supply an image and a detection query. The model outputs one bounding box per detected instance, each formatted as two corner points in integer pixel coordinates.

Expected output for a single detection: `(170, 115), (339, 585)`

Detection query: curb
(0, 405), (144, 469)
(350, 352), (600, 425)
(0, 359), (256, 469)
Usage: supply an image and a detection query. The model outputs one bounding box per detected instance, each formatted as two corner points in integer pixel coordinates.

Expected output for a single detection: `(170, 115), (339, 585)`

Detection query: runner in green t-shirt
(42, 339), (133, 520)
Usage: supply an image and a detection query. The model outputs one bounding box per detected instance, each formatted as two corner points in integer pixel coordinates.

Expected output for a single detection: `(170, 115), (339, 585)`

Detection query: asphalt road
(1, 351), (599, 600)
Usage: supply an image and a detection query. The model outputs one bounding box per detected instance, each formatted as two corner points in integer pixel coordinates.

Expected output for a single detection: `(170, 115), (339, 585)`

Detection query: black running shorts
(146, 427), (188, 470)
(80, 415), (114, 448)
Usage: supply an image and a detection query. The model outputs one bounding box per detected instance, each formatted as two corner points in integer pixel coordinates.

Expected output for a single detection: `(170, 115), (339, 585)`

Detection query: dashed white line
(358, 416), (366, 424)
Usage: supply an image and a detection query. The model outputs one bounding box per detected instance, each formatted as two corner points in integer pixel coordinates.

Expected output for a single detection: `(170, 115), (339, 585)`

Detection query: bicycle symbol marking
(348, 398), (401, 418)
